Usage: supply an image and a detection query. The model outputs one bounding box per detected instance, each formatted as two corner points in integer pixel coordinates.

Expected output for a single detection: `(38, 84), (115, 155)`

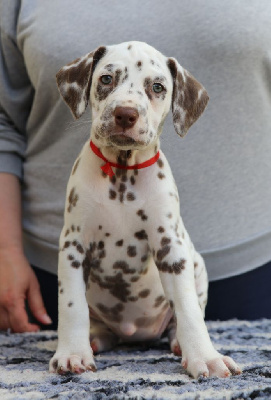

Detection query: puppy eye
(152, 83), (165, 93)
(100, 75), (113, 85)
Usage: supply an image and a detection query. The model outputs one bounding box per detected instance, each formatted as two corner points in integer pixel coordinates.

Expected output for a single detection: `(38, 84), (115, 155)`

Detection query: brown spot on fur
(138, 289), (150, 298)
(158, 226), (165, 233)
(68, 302), (73, 307)
(144, 77), (153, 101)
(67, 187), (79, 212)
(96, 302), (124, 322)
(157, 159), (164, 168)
(99, 249), (106, 259)
(157, 259), (186, 274)
(157, 245), (171, 261)
(161, 237), (171, 246)
(116, 240), (124, 247)
(102, 272), (131, 302)
(81, 242), (103, 287)
(137, 61), (142, 71)
(71, 260), (81, 269)
(110, 175), (117, 184)
(127, 192), (136, 201)
(72, 157), (81, 175)
(141, 254), (148, 262)
(121, 175), (128, 182)
(128, 296), (138, 302)
(115, 69), (122, 86)
(113, 261), (136, 274)
(134, 230), (148, 240)
(169, 300), (174, 310)
(158, 172), (165, 180)
(154, 295), (166, 308)
(119, 183), (126, 193)
(130, 176), (136, 185)
(137, 209), (148, 221)
(95, 82), (113, 101)
(127, 246), (137, 257)
(76, 244), (84, 254)
(109, 189), (117, 200)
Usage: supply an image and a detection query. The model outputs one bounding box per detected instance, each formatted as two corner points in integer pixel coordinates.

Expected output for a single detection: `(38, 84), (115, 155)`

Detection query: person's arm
(0, 3), (51, 332)
(0, 173), (52, 332)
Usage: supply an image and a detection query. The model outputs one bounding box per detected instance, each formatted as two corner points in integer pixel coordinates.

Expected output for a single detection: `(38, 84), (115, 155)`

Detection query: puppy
(49, 41), (241, 379)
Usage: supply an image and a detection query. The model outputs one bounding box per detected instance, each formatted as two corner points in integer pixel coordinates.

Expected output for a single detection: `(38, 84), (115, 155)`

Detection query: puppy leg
(167, 252), (207, 357)
(194, 252), (208, 317)
(49, 236), (96, 374)
(89, 317), (119, 354)
(149, 227), (241, 379)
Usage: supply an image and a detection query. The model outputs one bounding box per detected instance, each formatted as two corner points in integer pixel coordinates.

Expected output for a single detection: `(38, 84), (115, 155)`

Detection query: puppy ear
(56, 46), (107, 119)
(167, 58), (209, 137)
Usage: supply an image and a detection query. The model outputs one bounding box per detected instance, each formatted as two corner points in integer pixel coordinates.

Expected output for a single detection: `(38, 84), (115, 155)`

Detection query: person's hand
(0, 247), (52, 332)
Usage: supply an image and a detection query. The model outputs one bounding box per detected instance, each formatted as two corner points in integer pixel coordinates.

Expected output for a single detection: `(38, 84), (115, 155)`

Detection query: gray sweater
(0, 0), (270, 280)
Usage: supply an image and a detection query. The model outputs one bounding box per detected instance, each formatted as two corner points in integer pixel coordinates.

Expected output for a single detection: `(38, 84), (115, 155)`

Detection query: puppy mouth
(109, 134), (137, 147)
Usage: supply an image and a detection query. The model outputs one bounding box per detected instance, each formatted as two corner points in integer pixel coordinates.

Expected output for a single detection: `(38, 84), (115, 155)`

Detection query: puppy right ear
(56, 46), (107, 119)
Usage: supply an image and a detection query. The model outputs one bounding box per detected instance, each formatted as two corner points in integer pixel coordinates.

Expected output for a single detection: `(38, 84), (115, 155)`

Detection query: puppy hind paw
(169, 337), (182, 356)
(90, 334), (119, 354)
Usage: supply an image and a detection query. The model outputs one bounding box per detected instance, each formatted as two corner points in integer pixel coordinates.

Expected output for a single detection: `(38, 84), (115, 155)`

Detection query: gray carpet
(0, 319), (271, 399)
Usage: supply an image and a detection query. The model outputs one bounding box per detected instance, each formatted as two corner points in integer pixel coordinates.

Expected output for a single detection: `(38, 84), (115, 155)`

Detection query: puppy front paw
(182, 352), (242, 379)
(49, 348), (96, 375)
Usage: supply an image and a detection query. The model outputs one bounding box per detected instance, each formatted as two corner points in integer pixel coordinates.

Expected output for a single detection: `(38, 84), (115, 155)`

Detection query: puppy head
(56, 41), (208, 150)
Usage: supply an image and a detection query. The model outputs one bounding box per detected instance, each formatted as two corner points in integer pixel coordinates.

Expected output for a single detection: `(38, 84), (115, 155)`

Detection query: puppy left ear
(56, 46), (107, 119)
(167, 58), (209, 137)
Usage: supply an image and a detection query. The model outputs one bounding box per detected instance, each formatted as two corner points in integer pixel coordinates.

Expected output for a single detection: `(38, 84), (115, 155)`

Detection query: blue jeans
(205, 261), (271, 320)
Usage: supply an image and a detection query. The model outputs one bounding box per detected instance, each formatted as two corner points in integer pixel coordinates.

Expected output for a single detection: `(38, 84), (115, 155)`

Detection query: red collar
(90, 140), (160, 177)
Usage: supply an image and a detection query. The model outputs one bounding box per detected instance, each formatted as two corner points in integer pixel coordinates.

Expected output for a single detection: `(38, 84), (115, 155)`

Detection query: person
(0, 0), (271, 333)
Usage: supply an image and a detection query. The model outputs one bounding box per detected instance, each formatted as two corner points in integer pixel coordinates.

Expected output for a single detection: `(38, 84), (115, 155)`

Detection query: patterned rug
(0, 319), (271, 400)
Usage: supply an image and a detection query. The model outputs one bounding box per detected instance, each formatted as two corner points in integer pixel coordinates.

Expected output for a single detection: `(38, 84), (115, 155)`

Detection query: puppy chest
(82, 228), (150, 294)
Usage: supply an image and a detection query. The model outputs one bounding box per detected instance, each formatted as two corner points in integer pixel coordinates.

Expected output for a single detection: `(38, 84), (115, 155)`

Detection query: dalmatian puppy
(49, 41), (241, 379)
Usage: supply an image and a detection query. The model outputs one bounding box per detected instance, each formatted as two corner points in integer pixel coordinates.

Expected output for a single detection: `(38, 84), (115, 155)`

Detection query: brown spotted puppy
(49, 41), (241, 379)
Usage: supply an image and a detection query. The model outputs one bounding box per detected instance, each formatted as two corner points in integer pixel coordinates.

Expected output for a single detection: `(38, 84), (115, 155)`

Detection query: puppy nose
(114, 107), (139, 129)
